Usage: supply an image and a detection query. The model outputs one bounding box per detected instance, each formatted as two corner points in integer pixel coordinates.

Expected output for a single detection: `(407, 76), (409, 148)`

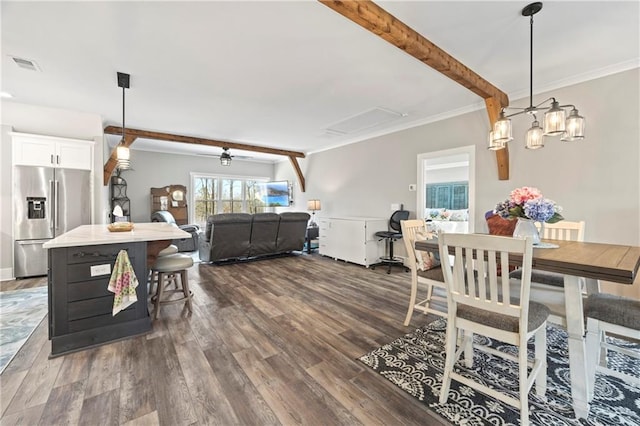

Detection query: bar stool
(148, 245), (179, 297)
(150, 253), (194, 320)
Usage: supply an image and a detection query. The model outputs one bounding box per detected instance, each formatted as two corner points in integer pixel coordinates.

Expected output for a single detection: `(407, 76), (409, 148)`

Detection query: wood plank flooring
(0, 253), (449, 425)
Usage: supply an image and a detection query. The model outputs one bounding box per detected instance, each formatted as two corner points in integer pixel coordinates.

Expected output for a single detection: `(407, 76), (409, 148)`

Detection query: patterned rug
(0, 286), (48, 373)
(359, 319), (640, 426)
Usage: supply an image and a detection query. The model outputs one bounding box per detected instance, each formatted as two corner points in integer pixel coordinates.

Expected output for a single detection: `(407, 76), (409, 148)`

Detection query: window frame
(189, 172), (270, 226)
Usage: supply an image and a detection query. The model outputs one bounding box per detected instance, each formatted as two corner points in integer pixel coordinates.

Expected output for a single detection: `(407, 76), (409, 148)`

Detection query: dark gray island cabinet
(43, 223), (191, 357)
(47, 242), (149, 356)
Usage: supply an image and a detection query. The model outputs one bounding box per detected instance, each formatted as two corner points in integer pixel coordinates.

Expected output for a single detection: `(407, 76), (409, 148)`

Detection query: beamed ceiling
(2, 1), (638, 177)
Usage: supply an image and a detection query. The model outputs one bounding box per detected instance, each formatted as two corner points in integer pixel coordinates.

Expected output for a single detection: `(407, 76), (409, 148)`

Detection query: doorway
(417, 146), (475, 233)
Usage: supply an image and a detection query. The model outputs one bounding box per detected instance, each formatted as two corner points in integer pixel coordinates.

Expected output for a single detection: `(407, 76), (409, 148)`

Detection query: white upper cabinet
(11, 132), (94, 170)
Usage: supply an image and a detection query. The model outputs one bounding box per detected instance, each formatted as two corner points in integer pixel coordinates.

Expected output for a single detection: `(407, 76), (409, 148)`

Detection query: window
(191, 174), (268, 226)
(426, 181), (468, 209)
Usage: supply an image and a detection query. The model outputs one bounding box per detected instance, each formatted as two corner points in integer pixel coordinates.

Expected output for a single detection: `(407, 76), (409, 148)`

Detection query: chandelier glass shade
(488, 2), (585, 151)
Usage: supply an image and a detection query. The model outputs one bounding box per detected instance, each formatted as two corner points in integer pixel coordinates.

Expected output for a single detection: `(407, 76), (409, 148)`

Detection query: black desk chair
(373, 210), (410, 274)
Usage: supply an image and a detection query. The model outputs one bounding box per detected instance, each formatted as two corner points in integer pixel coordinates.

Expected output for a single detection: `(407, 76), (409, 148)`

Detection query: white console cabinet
(11, 132), (93, 170)
(318, 216), (388, 267)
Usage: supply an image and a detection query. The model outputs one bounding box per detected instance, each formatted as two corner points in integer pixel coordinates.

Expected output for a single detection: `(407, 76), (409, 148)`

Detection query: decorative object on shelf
(220, 147), (233, 166)
(307, 199), (321, 227)
(115, 71), (132, 169)
(488, 2), (585, 151)
(494, 186), (563, 244)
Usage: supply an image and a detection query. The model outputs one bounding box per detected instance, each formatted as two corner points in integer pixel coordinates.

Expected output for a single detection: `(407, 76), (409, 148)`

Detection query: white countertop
(42, 222), (192, 249)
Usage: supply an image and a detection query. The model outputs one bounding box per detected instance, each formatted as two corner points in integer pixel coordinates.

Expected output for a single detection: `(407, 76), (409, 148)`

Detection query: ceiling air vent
(325, 107), (405, 135)
(10, 56), (41, 71)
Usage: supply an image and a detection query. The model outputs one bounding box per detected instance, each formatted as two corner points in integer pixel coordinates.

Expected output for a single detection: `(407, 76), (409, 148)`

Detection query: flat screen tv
(263, 181), (290, 207)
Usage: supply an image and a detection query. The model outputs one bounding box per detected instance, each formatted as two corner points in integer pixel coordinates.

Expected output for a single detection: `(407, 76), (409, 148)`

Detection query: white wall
(278, 69), (639, 249)
(424, 166), (468, 185)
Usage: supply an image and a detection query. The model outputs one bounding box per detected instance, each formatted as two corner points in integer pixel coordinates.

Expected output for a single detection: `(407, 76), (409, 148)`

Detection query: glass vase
(512, 217), (541, 245)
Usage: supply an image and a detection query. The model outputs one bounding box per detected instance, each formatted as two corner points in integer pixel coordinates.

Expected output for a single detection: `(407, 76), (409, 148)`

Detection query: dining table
(415, 237), (640, 420)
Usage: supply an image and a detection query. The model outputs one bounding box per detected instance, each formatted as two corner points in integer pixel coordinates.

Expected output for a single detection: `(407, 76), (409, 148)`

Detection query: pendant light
(488, 2), (585, 150)
(116, 72), (131, 170)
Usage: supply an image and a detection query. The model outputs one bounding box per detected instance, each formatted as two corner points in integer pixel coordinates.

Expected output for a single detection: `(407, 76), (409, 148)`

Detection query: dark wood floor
(0, 253), (448, 426)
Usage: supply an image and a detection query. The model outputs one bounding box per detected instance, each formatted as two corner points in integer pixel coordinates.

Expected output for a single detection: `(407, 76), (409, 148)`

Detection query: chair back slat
(537, 220), (585, 242)
(476, 249), (487, 303)
(500, 251), (512, 306)
(439, 233), (533, 320)
(487, 251), (499, 304)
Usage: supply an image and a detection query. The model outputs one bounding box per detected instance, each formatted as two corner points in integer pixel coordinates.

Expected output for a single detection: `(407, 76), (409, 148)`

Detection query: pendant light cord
(529, 13), (534, 109)
(122, 86), (126, 144)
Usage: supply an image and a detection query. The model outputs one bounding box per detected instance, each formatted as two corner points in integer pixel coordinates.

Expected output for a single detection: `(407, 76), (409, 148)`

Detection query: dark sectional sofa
(198, 212), (310, 262)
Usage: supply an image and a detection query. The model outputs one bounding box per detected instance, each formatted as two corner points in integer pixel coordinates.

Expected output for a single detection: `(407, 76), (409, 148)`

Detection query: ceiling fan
(197, 147), (253, 165)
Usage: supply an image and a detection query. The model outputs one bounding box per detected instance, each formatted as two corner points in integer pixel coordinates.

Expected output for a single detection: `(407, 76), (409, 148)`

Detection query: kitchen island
(43, 223), (191, 357)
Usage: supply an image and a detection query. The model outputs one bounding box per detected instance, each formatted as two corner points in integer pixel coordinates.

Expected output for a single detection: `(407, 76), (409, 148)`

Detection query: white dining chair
(510, 220), (589, 327)
(584, 293), (640, 400)
(400, 219), (446, 326)
(438, 233), (549, 426)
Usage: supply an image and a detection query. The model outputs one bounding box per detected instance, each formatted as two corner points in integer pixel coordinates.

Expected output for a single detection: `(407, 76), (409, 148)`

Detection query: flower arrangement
(494, 186), (564, 223)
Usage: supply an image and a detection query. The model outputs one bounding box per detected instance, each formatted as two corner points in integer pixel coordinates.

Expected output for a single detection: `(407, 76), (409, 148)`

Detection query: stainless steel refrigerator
(13, 165), (91, 278)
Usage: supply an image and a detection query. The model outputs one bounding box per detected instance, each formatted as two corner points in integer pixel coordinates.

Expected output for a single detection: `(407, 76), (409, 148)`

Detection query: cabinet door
(56, 141), (92, 170)
(12, 134), (93, 170)
(13, 136), (56, 167)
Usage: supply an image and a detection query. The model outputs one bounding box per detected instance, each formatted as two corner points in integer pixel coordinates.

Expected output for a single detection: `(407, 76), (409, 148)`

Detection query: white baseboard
(0, 267), (15, 281)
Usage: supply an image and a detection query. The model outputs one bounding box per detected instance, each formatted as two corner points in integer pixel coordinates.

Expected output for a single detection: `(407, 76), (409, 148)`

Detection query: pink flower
(509, 186), (542, 205)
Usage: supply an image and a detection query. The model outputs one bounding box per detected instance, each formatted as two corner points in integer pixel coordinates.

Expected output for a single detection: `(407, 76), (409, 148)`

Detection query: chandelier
(489, 2), (585, 151)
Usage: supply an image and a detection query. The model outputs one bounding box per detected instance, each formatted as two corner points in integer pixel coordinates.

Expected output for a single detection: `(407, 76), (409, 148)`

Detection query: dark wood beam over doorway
(318, 0), (511, 179)
(102, 126), (307, 191)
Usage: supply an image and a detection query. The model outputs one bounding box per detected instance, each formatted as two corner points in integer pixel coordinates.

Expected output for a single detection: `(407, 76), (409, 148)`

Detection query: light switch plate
(409, 184), (417, 191)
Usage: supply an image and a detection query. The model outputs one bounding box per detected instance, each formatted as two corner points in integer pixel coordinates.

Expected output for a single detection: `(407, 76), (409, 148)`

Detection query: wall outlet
(409, 184), (417, 191)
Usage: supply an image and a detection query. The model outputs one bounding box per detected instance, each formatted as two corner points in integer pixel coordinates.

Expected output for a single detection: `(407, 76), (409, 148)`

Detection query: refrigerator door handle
(49, 179), (55, 232)
(16, 239), (51, 245)
(55, 180), (60, 230)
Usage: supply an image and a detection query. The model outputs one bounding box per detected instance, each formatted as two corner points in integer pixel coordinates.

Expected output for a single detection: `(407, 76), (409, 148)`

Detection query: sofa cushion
(277, 212), (311, 252)
(209, 213), (253, 260)
(249, 213), (281, 256)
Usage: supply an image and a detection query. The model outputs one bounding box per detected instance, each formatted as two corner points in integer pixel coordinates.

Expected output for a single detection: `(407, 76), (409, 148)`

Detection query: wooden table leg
(563, 274), (590, 419)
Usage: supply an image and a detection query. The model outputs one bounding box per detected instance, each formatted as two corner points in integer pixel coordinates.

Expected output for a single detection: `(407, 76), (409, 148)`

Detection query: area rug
(359, 318), (640, 426)
(0, 286), (48, 374)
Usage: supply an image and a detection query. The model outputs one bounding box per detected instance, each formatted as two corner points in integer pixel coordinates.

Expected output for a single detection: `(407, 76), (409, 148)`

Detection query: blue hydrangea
(494, 199), (513, 219)
(523, 198), (556, 222)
